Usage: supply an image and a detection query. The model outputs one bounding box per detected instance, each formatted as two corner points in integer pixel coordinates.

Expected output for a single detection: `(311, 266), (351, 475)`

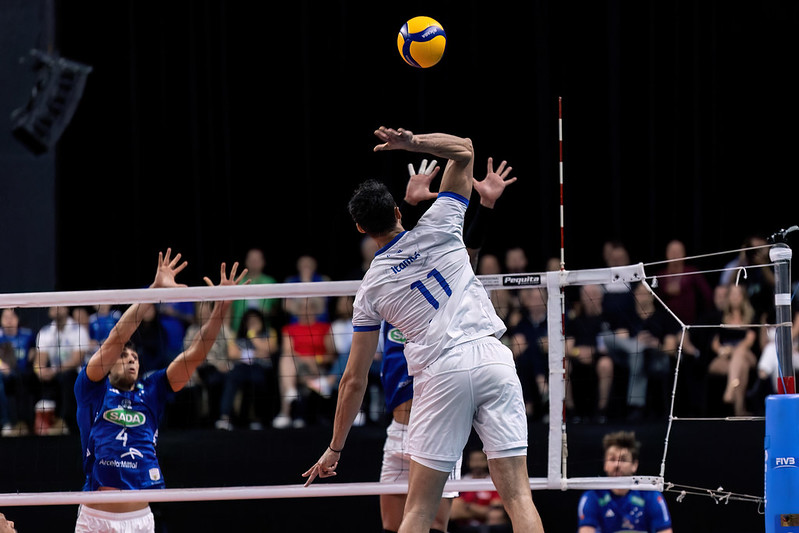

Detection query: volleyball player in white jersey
(303, 127), (545, 533)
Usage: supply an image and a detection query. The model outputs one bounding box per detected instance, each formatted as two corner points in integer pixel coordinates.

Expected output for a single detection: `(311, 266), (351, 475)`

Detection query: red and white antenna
(558, 96), (565, 271)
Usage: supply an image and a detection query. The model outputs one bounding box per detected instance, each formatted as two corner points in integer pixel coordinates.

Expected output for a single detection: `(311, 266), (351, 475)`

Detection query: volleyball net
(0, 241), (787, 510)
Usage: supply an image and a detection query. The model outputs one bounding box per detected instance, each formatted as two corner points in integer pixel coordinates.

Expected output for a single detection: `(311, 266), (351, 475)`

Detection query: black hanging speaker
(10, 49), (92, 155)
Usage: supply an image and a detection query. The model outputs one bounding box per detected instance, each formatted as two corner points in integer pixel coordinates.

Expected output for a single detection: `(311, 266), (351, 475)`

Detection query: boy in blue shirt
(577, 430), (673, 533)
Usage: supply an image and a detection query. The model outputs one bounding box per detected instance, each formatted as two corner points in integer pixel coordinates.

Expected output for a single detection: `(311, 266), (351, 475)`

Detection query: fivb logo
(775, 456), (797, 468)
(103, 408), (146, 428)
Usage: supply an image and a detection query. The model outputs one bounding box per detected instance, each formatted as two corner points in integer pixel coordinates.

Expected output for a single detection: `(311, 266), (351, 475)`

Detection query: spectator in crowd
(158, 300), (196, 361)
(603, 281), (679, 421)
(565, 284), (613, 423)
(215, 308), (278, 430)
(509, 287), (549, 421)
(600, 240), (636, 326)
(274, 296), (337, 428)
(653, 239), (713, 325)
(0, 308), (36, 436)
(34, 305), (91, 434)
(229, 247), (278, 332)
(174, 300), (236, 427)
(285, 255), (332, 323)
(477, 253), (512, 325)
(577, 430), (672, 533)
(707, 283), (759, 416)
(87, 305), (122, 354)
(129, 303), (171, 378)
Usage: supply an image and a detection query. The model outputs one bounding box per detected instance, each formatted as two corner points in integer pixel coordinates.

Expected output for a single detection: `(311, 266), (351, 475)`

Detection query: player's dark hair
(602, 430), (641, 462)
(347, 179), (398, 236)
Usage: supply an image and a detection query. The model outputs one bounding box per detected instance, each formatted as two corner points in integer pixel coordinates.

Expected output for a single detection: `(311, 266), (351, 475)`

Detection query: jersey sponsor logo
(776, 456), (797, 468)
(502, 274), (541, 287)
(103, 408), (146, 428)
(97, 458), (138, 469)
(390, 251), (421, 274)
(387, 326), (407, 345)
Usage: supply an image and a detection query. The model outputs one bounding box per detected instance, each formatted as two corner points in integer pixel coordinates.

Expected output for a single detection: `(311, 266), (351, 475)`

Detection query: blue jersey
(0, 328), (35, 373)
(380, 322), (413, 413)
(577, 489), (672, 532)
(89, 310), (122, 344)
(74, 368), (174, 491)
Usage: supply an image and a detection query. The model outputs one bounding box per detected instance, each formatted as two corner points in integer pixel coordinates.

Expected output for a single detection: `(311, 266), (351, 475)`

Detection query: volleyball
(397, 16), (446, 68)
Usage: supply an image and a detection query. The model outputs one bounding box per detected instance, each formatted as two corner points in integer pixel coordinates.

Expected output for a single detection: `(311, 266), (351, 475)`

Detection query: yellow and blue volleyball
(397, 16), (446, 68)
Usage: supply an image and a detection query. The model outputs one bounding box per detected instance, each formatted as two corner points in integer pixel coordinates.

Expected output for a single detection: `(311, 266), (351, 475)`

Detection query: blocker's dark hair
(347, 179), (398, 236)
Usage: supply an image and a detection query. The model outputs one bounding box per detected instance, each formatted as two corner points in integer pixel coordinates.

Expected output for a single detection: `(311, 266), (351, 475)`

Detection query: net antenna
(767, 225), (798, 394)
(555, 96), (569, 484)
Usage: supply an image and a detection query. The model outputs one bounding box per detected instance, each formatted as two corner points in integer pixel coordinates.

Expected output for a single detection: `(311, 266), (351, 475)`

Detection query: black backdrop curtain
(49, 0), (799, 290)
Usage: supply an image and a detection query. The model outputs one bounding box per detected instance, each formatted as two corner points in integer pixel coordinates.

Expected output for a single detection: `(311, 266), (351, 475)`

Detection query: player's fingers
(408, 163), (416, 177)
(172, 260), (189, 275)
(504, 176), (518, 186)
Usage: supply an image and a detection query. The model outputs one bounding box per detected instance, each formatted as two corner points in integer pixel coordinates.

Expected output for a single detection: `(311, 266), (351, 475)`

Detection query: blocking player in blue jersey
(577, 430), (673, 533)
(378, 156), (516, 533)
(74, 249), (247, 533)
(303, 127), (544, 533)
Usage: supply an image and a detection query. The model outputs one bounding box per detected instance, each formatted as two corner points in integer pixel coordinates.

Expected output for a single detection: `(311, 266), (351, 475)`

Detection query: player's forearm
(185, 302), (227, 362)
(408, 132), (473, 164)
(329, 371), (368, 451)
(86, 303), (145, 380)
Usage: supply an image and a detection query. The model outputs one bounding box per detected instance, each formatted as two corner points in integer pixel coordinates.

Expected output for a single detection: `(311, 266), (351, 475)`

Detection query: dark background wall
(3, 1), (799, 291)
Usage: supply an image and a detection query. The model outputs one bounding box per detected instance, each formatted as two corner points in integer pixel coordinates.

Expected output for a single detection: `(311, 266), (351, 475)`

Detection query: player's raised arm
(373, 126), (474, 199)
(85, 249), (187, 382)
(166, 261), (248, 392)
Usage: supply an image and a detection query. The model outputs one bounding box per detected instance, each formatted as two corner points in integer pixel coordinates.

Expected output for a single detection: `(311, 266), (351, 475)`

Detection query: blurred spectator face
(245, 249), (266, 274)
(505, 247), (528, 273)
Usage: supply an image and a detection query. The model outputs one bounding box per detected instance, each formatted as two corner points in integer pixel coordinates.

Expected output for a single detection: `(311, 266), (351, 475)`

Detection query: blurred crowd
(1, 235), (794, 437)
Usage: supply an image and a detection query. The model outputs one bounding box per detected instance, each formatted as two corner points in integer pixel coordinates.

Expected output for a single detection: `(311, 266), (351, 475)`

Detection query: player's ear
(394, 206), (402, 221)
(355, 223), (366, 234)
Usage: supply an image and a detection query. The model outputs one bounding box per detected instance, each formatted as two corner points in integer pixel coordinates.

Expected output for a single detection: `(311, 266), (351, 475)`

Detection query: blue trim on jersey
(438, 191), (469, 206)
(353, 324), (381, 332)
(375, 231), (407, 256)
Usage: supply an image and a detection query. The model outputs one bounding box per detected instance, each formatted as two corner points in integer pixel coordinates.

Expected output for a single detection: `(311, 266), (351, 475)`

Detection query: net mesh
(0, 244), (782, 511)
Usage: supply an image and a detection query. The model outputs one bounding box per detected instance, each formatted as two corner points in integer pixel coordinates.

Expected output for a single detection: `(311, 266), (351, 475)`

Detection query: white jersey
(352, 192), (506, 375)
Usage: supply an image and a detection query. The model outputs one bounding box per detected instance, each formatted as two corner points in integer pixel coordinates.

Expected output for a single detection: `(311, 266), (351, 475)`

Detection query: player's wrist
(328, 445), (342, 453)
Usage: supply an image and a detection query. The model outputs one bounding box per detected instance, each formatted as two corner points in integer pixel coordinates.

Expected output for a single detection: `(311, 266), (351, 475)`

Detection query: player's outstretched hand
(150, 248), (189, 289)
(374, 126), (414, 152)
(302, 447), (341, 487)
(203, 261), (249, 289)
(472, 157), (517, 209)
(404, 158), (440, 206)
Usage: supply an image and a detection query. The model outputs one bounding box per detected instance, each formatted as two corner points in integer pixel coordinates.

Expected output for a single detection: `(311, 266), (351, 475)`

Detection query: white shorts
(408, 337), (528, 472)
(380, 418), (461, 498)
(75, 505), (154, 533)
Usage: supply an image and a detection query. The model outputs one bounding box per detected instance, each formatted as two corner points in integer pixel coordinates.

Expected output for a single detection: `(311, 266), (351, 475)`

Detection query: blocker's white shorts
(380, 418), (461, 498)
(75, 504), (154, 533)
(408, 337), (528, 472)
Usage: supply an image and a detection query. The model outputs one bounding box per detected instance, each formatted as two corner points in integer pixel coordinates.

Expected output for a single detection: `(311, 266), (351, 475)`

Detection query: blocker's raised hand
(150, 248), (189, 289)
